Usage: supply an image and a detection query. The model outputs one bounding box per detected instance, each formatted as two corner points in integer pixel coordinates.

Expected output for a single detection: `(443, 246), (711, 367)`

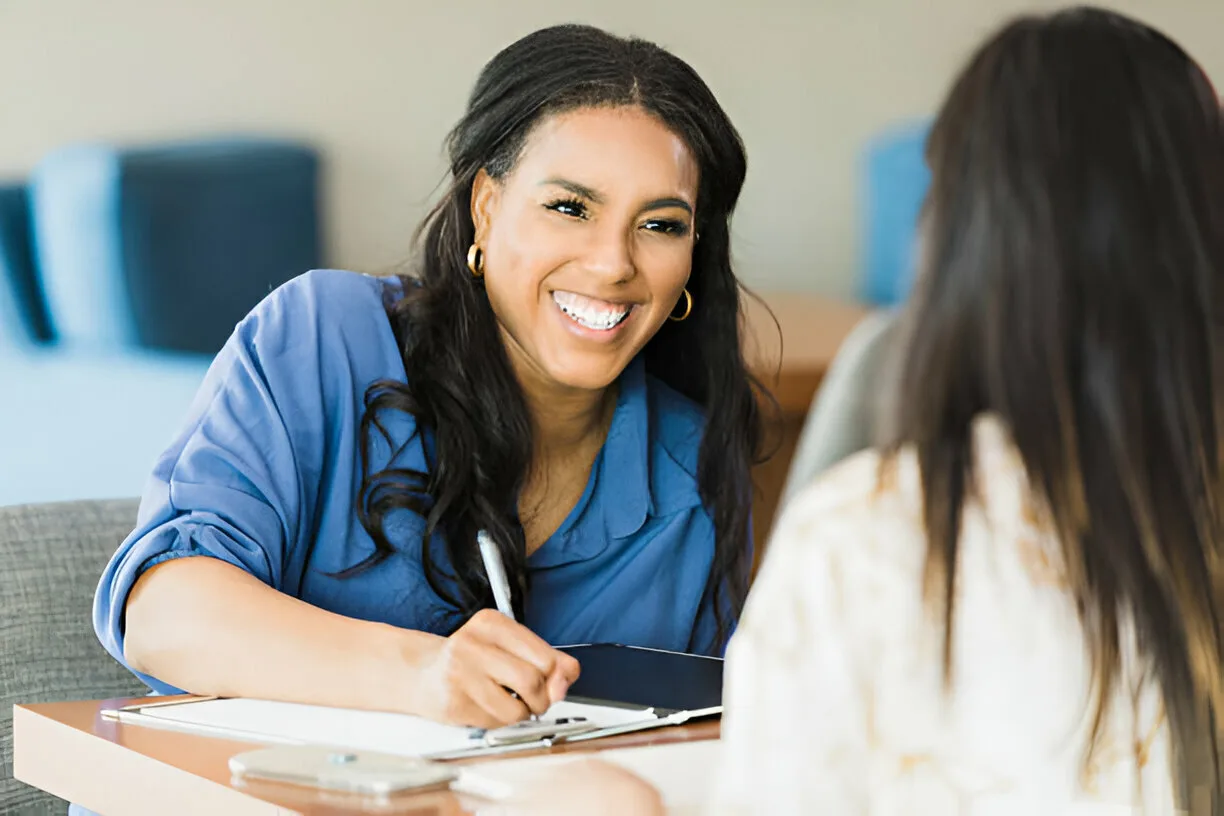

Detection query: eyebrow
(642, 196), (693, 216)
(540, 178), (693, 216)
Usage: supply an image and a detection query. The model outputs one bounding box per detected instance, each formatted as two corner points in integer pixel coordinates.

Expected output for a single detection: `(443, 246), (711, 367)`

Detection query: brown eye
(643, 219), (689, 236)
(545, 198), (588, 219)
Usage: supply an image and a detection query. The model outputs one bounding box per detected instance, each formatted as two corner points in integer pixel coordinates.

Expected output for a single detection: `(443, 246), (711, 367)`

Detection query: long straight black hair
(353, 24), (766, 653)
(890, 6), (1224, 807)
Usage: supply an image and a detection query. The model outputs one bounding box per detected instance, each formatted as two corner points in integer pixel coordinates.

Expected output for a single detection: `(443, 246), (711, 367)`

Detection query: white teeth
(552, 291), (631, 331)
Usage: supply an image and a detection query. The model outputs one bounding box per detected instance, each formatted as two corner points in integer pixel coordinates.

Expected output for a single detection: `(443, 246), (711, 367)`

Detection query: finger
(465, 611), (575, 707)
(546, 654), (581, 705)
(469, 611), (563, 678)
(555, 651), (581, 684)
(479, 645), (553, 715)
(467, 674), (532, 727)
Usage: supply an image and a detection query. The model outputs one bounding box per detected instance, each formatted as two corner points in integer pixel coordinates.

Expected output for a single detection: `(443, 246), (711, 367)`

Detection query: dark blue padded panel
(32, 139), (322, 355)
(0, 184), (54, 346)
(117, 140), (322, 354)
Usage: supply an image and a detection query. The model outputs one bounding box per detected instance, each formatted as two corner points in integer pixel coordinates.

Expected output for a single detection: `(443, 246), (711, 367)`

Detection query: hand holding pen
(407, 530), (580, 729)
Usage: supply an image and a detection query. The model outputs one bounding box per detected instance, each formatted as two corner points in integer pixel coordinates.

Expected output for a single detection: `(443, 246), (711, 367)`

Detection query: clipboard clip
(477, 716), (600, 746)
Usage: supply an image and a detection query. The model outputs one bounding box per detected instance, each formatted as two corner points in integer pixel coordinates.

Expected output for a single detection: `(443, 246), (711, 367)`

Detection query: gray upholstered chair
(780, 309), (901, 508)
(1, 499), (149, 814)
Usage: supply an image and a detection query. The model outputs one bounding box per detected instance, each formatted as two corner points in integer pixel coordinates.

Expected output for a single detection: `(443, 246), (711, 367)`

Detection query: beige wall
(2, 0), (1220, 297)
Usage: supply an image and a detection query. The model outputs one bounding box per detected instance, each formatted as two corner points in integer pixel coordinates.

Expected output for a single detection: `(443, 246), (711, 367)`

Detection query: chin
(544, 357), (627, 393)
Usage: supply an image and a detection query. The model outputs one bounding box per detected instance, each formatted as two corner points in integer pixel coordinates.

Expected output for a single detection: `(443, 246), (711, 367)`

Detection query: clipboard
(100, 696), (656, 760)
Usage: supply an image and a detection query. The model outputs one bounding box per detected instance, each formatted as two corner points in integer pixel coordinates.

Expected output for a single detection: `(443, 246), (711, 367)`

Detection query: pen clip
(480, 716), (599, 746)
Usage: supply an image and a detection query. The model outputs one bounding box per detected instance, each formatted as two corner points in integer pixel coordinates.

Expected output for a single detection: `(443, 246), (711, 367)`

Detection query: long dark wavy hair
(890, 6), (1224, 806)
(352, 24), (766, 653)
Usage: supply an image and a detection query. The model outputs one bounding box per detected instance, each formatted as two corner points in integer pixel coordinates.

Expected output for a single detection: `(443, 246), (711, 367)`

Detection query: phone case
(229, 745), (458, 795)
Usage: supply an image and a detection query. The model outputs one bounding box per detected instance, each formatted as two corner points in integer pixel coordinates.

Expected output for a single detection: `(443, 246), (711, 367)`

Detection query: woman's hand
(467, 759), (666, 816)
(410, 609), (581, 728)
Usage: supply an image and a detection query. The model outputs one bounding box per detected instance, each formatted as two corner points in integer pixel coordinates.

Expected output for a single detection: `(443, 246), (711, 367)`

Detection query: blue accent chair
(0, 137), (322, 507)
(860, 121), (931, 306)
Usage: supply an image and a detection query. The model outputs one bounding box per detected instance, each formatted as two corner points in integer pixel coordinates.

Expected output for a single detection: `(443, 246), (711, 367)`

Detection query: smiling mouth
(552, 291), (634, 331)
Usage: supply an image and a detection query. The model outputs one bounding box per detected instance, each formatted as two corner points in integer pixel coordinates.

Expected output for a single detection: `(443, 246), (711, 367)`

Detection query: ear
(470, 169), (501, 243)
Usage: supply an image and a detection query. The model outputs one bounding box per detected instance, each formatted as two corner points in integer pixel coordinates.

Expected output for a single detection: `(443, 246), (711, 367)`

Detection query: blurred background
(1, 0), (1221, 506)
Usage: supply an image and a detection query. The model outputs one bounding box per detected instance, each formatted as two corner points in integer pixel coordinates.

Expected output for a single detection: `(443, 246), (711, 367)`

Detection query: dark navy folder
(558, 643), (724, 716)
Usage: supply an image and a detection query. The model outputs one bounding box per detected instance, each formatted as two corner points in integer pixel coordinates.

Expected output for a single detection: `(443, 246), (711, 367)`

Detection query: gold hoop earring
(466, 243), (485, 278)
(669, 288), (692, 322)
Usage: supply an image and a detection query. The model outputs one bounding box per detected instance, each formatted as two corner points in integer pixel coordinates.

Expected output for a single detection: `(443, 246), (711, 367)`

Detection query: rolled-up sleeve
(93, 307), (304, 693)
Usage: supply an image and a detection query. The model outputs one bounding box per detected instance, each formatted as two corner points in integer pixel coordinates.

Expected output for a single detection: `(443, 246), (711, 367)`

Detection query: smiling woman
(466, 106), (709, 556)
(90, 24), (768, 733)
(472, 105), (700, 411)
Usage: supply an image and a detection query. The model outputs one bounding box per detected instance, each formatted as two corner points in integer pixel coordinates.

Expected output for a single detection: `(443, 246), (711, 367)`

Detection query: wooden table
(742, 292), (870, 562)
(13, 696), (720, 815)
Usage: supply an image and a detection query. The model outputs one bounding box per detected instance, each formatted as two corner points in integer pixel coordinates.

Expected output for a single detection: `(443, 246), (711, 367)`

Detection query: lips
(552, 290), (633, 331)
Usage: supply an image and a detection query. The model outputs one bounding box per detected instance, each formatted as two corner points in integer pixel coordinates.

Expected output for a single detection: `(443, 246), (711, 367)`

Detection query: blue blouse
(93, 269), (731, 694)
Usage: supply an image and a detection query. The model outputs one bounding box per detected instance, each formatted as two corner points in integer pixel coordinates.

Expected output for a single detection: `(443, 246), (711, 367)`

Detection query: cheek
(481, 211), (567, 330)
(486, 209), (572, 292)
(638, 242), (693, 303)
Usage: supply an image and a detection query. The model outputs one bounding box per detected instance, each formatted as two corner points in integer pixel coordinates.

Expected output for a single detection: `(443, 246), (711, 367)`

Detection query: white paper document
(105, 697), (656, 759)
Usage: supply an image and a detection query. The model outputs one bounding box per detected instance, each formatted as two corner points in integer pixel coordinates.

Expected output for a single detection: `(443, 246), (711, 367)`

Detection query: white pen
(477, 529), (515, 619)
(476, 529), (539, 721)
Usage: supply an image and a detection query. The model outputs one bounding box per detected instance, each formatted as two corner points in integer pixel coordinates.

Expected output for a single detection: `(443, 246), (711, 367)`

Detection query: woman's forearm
(123, 556), (438, 714)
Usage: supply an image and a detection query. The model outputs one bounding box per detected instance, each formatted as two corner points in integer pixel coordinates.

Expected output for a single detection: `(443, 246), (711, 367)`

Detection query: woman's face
(471, 105), (699, 396)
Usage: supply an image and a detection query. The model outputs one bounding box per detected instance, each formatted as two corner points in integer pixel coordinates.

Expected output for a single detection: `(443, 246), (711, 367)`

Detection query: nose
(581, 221), (636, 284)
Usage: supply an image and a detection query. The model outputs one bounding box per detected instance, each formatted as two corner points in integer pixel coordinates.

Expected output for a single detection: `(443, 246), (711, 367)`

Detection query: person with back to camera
(499, 7), (1224, 814)
(91, 24), (766, 734)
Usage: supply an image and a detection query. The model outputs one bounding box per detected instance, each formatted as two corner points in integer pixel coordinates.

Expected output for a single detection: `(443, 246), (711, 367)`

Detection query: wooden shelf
(742, 291), (871, 564)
